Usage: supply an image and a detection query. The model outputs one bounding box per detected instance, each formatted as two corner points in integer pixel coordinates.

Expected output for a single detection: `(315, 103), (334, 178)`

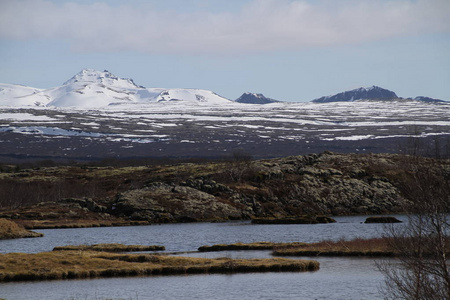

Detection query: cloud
(1, 0), (449, 55)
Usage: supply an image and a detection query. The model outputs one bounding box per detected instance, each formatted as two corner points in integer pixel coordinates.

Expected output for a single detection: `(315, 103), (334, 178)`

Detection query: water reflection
(0, 257), (384, 300)
(0, 215), (404, 254)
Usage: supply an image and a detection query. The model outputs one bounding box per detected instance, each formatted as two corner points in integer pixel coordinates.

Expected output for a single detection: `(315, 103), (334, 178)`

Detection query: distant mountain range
(0, 69), (447, 108)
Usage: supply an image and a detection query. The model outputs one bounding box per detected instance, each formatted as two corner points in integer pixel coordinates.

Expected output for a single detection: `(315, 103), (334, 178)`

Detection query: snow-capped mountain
(45, 69), (150, 107)
(312, 86), (398, 103)
(0, 69), (232, 108)
(235, 92), (279, 104)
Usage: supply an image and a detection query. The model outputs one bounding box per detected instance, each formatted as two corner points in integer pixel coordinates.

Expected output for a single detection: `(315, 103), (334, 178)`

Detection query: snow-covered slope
(150, 88), (232, 105)
(0, 83), (49, 106)
(0, 69), (232, 108)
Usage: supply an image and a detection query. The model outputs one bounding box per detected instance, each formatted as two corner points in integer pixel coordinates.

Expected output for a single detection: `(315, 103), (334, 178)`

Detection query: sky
(0, 0), (449, 102)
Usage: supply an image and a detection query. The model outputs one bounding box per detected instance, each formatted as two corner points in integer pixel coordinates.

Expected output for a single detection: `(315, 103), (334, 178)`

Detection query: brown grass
(17, 220), (150, 230)
(0, 251), (319, 282)
(53, 243), (165, 252)
(272, 238), (396, 257)
(198, 241), (307, 252)
(0, 218), (43, 239)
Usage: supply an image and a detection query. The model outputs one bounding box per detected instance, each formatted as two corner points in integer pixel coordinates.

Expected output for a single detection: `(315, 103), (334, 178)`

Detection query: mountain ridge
(0, 69), (448, 107)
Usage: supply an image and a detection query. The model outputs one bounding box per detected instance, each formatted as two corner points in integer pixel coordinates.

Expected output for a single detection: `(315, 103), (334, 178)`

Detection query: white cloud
(1, 0), (449, 55)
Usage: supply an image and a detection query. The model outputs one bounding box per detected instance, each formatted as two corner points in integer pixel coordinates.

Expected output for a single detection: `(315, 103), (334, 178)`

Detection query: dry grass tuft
(0, 218), (43, 239)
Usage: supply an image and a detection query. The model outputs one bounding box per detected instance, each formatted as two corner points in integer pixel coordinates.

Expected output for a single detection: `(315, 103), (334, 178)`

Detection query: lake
(0, 215), (403, 299)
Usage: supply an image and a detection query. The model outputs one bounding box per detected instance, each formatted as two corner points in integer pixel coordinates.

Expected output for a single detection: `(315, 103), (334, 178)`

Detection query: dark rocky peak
(235, 92), (279, 104)
(312, 86), (398, 103)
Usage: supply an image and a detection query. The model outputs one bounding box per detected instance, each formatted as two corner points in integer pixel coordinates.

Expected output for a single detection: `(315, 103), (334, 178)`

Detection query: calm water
(0, 215), (404, 299)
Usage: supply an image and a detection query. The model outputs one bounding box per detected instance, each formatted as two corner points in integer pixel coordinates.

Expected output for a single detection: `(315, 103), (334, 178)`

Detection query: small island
(272, 238), (396, 257)
(198, 241), (307, 252)
(251, 216), (336, 225)
(53, 243), (165, 252)
(364, 216), (402, 224)
(198, 239), (399, 257)
(0, 250), (319, 282)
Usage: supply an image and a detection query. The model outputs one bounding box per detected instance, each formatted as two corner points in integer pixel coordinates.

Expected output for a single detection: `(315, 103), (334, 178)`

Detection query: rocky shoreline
(0, 152), (448, 229)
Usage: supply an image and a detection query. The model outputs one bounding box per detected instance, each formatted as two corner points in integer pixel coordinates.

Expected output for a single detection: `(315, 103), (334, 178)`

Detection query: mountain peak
(357, 85), (380, 91)
(62, 69), (143, 89)
(312, 86), (397, 103)
(235, 92), (279, 104)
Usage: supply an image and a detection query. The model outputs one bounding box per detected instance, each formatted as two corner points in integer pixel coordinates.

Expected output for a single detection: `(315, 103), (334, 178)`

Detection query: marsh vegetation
(0, 250), (319, 282)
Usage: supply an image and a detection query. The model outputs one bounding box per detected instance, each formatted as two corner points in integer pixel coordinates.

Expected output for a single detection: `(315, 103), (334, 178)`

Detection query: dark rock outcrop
(236, 152), (405, 216)
(112, 182), (241, 222)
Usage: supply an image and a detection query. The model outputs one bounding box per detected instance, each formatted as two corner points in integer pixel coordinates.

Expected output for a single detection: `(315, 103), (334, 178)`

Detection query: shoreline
(11, 213), (404, 231)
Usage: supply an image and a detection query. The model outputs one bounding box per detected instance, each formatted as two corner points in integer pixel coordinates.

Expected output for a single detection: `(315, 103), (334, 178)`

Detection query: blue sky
(0, 0), (449, 102)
